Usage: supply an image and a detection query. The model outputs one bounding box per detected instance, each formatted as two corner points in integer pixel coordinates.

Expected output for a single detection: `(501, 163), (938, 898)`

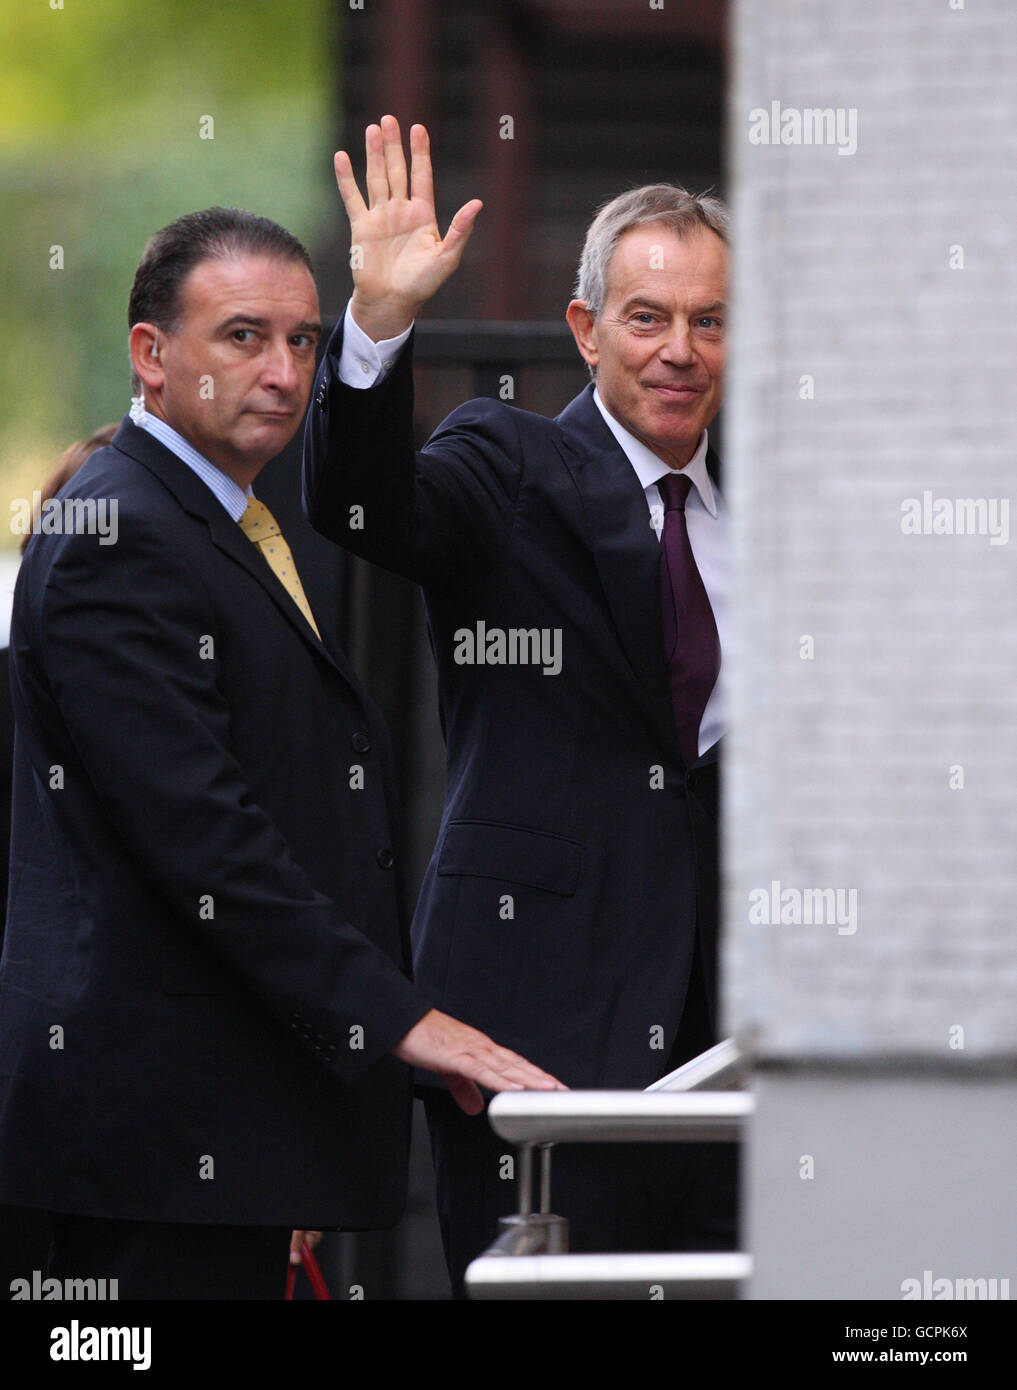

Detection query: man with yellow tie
(0, 207), (560, 1299)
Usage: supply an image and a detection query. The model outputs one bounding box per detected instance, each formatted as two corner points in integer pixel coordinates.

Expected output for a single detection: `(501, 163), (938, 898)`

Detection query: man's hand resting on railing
(393, 1008), (567, 1114)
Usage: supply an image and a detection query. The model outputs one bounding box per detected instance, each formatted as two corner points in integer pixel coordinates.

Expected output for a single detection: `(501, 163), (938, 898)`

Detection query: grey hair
(573, 183), (729, 318)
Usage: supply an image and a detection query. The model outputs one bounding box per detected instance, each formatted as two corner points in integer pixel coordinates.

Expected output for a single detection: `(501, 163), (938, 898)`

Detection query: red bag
(285, 1241), (332, 1300)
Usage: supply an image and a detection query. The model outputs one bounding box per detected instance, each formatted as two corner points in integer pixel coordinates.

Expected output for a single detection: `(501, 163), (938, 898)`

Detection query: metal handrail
(487, 1090), (753, 1146)
(467, 1253), (752, 1300)
(646, 1037), (746, 1091)
(464, 1041), (751, 1298)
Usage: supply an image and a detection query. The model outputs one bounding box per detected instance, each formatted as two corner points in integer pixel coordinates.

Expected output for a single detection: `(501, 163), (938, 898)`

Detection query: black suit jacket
(0, 419), (428, 1228)
(304, 329), (722, 1090)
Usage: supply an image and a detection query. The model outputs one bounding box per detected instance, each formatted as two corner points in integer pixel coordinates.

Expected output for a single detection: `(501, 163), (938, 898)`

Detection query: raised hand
(334, 115), (483, 342)
(392, 1008), (567, 1115)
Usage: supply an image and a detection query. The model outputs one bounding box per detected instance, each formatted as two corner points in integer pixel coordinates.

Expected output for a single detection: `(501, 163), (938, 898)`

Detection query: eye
(231, 328), (256, 344)
(290, 334), (316, 349)
(696, 316), (723, 330)
(632, 312), (658, 326)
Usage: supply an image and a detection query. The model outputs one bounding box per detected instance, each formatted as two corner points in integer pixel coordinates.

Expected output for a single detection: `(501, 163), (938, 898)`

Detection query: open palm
(335, 115), (482, 339)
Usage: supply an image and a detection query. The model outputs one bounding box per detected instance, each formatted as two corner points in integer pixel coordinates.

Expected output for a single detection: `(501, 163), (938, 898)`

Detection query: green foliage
(0, 0), (336, 514)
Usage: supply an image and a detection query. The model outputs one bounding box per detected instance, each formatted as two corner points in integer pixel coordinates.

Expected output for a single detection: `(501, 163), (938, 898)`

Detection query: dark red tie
(659, 471), (721, 766)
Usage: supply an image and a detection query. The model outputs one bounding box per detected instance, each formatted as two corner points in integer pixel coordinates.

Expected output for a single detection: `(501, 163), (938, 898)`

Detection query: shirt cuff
(337, 301), (413, 389)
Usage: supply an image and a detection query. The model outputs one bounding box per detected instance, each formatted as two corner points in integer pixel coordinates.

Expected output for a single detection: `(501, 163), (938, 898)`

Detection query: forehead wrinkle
(605, 225), (727, 300)
(178, 255), (318, 323)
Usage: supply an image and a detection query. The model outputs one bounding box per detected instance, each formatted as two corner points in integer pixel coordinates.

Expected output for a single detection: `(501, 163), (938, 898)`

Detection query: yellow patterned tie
(238, 498), (322, 640)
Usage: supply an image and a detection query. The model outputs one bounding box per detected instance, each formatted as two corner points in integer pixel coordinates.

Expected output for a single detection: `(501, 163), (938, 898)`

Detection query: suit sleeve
(303, 321), (524, 590)
(37, 513), (429, 1085)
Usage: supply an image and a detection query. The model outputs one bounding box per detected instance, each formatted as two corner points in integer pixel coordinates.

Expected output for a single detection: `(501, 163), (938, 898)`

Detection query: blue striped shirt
(137, 414), (252, 522)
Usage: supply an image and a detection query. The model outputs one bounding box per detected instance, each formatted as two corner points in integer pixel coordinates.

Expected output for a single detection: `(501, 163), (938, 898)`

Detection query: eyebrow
(618, 297), (727, 316)
(215, 314), (322, 335)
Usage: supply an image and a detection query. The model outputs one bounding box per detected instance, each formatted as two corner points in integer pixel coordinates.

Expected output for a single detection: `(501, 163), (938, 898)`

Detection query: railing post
(538, 1143), (553, 1214)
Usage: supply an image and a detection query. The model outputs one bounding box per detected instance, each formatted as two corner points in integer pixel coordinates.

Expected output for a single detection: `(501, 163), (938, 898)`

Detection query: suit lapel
(554, 386), (679, 749)
(111, 419), (353, 682)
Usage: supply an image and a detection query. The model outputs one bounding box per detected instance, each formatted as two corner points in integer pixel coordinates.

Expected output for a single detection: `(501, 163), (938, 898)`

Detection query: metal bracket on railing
(488, 1140), (569, 1256)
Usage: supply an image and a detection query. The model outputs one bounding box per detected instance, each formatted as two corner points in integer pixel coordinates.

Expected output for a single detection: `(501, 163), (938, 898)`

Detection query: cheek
(606, 355), (642, 394)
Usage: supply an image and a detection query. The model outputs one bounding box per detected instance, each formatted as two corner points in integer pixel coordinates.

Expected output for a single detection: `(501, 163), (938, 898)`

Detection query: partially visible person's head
(566, 184), (729, 470)
(128, 208), (321, 485)
(21, 424), (119, 555)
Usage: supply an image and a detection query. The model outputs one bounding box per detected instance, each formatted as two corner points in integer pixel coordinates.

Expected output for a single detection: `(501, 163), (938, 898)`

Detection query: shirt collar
(136, 412), (253, 522)
(592, 388), (718, 517)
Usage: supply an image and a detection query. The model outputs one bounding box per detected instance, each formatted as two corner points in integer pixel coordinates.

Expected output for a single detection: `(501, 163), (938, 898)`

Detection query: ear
(565, 300), (598, 370)
(129, 323), (166, 392)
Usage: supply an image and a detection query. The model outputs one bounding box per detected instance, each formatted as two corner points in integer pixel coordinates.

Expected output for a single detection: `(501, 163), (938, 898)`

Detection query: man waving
(304, 118), (734, 1295)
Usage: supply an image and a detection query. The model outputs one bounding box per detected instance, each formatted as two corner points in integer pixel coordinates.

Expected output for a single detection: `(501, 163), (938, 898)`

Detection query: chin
(245, 420), (298, 448)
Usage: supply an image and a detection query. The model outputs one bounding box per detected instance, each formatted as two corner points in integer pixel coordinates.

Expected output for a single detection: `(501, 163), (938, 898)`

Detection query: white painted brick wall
(724, 0), (1017, 1058)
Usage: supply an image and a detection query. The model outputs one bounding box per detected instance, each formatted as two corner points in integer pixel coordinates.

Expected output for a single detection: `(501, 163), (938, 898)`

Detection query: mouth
(248, 410), (296, 420)
(646, 384), (703, 399)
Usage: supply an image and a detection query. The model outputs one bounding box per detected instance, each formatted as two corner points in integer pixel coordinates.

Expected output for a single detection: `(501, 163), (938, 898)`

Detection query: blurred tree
(0, 0), (334, 523)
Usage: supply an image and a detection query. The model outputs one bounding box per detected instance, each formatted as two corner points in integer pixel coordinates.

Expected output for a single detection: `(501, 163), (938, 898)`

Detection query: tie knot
(239, 498), (281, 540)
(659, 471), (694, 513)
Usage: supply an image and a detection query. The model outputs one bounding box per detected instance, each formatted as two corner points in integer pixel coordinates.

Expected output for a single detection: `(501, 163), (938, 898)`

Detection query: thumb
(441, 199), (483, 265)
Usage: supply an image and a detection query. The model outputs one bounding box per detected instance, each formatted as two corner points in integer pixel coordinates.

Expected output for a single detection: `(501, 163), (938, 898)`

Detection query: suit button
(376, 847), (395, 870)
(352, 731), (370, 753)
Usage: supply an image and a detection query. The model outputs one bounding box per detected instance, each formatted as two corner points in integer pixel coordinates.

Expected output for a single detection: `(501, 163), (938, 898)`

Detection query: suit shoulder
(17, 444), (187, 550)
(69, 443), (178, 509)
(21, 451), (205, 603)
(427, 396), (566, 468)
(438, 396), (558, 434)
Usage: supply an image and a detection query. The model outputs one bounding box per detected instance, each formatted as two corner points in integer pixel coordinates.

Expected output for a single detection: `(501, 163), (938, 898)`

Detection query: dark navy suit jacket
(304, 327), (721, 1090)
(0, 419), (428, 1228)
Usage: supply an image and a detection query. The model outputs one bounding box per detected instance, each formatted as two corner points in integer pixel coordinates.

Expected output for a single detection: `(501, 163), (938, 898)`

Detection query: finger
(380, 113), (408, 200)
(289, 1230), (305, 1264)
(333, 151), (367, 222)
(472, 1042), (563, 1084)
(448, 1054), (542, 1094)
(477, 1066), (558, 1093)
(470, 1049), (567, 1092)
(408, 123), (435, 208)
(305, 1230), (323, 1250)
(364, 122), (389, 209)
(441, 198), (483, 264)
(445, 1073), (485, 1115)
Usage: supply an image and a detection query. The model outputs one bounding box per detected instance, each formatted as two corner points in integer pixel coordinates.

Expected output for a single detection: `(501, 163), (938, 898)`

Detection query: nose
(260, 338), (301, 395)
(658, 321), (696, 367)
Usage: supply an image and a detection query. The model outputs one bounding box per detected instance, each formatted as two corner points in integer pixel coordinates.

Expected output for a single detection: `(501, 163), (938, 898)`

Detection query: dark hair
(127, 207), (313, 393)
